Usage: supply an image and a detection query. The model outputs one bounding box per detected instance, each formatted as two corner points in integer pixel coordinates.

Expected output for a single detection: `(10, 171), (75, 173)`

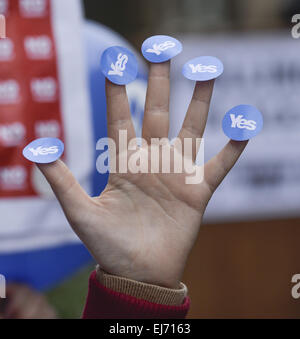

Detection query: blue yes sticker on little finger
(182, 56), (223, 81)
(222, 105), (263, 141)
(23, 138), (64, 164)
(100, 46), (138, 85)
(142, 35), (182, 63)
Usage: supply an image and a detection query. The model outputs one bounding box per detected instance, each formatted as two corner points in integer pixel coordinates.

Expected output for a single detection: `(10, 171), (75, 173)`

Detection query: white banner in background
(170, 32), (300, 222)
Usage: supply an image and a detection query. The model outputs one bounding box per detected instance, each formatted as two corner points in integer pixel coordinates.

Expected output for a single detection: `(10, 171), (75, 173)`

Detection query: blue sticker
(222, 105), (263, 141)
(100, 46), (138, 85)
(182, 56), (224, 81)
(23, 138), (64, 164)
(141, 35), (182, 63)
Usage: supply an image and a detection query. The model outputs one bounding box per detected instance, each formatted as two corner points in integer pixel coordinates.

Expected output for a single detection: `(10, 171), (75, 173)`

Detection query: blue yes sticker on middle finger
(23, 137), (64, 164)
(182, 56), (224, 81)
(222, 105), (263, 141)
(100, 46), (138, 85)
(142, 35), (182, 63)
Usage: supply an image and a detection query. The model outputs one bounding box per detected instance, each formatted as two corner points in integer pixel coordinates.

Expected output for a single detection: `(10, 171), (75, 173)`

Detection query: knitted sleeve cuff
(96, 265), (187, 306)
(82, 270), (190, 319)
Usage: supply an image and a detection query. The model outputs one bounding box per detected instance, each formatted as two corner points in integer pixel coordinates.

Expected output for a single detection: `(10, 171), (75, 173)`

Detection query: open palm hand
(38, 62), (247, 288)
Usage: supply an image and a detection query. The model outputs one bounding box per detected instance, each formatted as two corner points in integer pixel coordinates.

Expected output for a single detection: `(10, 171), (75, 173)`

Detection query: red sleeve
(82, 271), (190, 319)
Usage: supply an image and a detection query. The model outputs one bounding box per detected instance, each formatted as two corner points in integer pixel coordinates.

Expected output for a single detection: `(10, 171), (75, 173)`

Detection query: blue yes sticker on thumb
(23, 138), (64, 164)
(142, 35), (182, 63)
(222, 105), (263, 141)
(182, 56), (223, 81)
(100, 46), (138, 85)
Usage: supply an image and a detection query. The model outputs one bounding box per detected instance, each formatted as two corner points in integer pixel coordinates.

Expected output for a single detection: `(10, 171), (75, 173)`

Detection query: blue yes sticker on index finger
(222, 105), (263, 141)
(142, 35), (182, 63)
(182, 56), (224, 81)
(100, 46), (138, 85)
(23, 138), (64, 164)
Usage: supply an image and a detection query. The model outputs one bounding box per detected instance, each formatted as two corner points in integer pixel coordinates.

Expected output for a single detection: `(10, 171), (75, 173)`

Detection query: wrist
(96, 266), (187, 306)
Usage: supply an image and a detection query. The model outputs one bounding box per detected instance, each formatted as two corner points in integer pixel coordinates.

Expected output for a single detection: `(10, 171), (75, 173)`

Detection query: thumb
(37, 160), (90, 222)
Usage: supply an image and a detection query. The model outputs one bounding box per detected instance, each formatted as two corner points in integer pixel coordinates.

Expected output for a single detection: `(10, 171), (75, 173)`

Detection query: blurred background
(83, 0), (300, 318)
(84, 0), (300, 45)
(0, 0), (300, 319)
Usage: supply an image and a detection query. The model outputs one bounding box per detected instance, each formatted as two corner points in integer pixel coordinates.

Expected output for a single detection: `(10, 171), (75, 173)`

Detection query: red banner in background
(0, 0), (64, 197)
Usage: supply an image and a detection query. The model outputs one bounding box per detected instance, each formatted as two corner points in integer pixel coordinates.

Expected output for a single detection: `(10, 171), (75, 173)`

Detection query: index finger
(106, 79), (136, 148)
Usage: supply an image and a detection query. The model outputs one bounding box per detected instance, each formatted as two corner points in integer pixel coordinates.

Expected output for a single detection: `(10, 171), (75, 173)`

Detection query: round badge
(141, 35), (182, 63)
(182, 56), (224, 81)
(23, 138), (64, 164)
(222, 105), (263, 141)
(100, 46), (138, 85)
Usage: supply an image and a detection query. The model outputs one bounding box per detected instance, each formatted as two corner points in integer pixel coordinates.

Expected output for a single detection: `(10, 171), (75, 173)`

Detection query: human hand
(37, 61), (247, 289)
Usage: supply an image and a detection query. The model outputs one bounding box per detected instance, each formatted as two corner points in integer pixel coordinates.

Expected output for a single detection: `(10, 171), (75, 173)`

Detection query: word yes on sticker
(182, 56), (223, 81)
(146, 41), (176, 56)
(100, 46), (138, 85)
(188, 64), (217, 74)
(23, 138), (64, 164)
(222, 105), (263, 141)
(230, 114), (257, 131)
(29, 145), (59, 156)
(142, 35), (182, 63)
(108, 53), (128, 77)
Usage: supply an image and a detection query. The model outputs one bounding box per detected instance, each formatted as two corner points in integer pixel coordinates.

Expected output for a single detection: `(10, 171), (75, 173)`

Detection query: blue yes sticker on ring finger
(222, 105), (263, 141)
(23, 138), (64, 164)
(182, 56), (223, 81)
(142, 35), (182, 63)
(100, 46), (138, 85)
